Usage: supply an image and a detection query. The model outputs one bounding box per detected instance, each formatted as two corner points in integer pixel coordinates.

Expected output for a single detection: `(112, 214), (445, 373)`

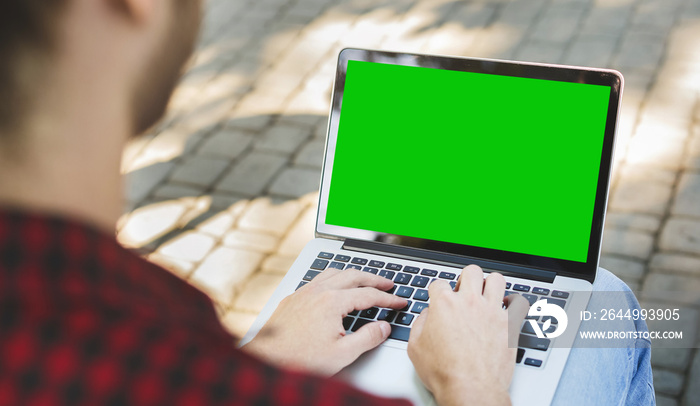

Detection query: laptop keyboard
(298, 251), (570, 369)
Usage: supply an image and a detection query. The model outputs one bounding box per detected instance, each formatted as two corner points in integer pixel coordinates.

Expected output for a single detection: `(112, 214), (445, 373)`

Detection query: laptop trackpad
(337, 344), (436, 406)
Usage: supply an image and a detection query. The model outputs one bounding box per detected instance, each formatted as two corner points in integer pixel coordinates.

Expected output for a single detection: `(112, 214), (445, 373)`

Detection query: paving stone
(190, 247), (265, 306)
(122, 135), (154, 173)
(237, 197), (304, 236)
(314, 122), (328, 139)
(642, 273), (700, 306)
(170, 155), (230, 186)
(684, 350), (700, 405)
(496, 0), (548, 29)
(197, 128), (254, 159)
(671, 173), (700, 218)
(127, 128), (202, 172)
(601, 228), (655, 260)
(231, 91), (286, 115)
(653, 368), (685, 396)
(629, 74), (657, 103)
(254, 69), (305, 99)
(619, 164), (677, 185)
(157, 231), (217, 263)
(278, 114), (325, 129)
(223, 230), (279, 253)
(195, 71), (251, 102)
(254, 125), (311, 154)
(118, 199), (194, 249)
(172, 96), (238, 139)
(651, 347), (694, 371)
(264, 35), (329, 80)
(233, 273), (285, 313)
(623, 278), (641, 292)
(277, 206), (317, 256)
(682, 0), (700, 18)
(153, 183), (205, 200)
(125, 162), (176, 203)
(643, 84), (696, 126)
(268, 167), (321, 198)
(625, 133), (686, 170)
(260, 26), (303, 62)
(260, 254), (297, 274)
(421, 21), (479, 56)
(613, 31), (666, 71)
(284, 87), (331, 116)
(210, 192), (248, 211)
(177, 196), (214, 230)
(659, 217), (700, 255)
(216, 152), (288, 196)
(599, 255), (647, 280)
(655, 60), (700, 92)
(631, 1), (680, 32)
(667, 10), (700, 61)
(293, 140), (326, 168)
(604, 212), (662, 233)
(219, 311), (257, 340)
(196, 211), (237, 238)
(636, 104), (692, 138)
(147, 252), (195, 280)
(655, 394), (679, 406)
(650, 253), (700, 275)
(451, 2), (499, 29)
(336, 6), (395, 51)
(580, 5), (632, 37)
(563, 34), (618, 67)
(226, 111), (275, 132)
(609, 177), (673, 215)
(468, 24), (522, 60)
(529, 4), (587, 44)
(515, 41), (566, 64)
(298, 191), (320, 208)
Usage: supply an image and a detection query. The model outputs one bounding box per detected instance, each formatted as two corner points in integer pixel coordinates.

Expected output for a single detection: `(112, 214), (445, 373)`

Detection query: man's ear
(111, 0), (157, 23)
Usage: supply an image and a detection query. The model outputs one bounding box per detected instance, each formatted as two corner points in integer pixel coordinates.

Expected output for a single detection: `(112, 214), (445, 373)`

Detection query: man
(0, 1), (654, 405)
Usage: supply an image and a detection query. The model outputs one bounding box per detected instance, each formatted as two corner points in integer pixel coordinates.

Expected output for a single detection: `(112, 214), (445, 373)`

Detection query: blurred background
(117, 0), (700, 404)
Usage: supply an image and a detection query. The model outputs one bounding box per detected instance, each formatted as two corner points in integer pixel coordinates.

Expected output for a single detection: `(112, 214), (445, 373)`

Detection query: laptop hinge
(342, 239), (557, 283)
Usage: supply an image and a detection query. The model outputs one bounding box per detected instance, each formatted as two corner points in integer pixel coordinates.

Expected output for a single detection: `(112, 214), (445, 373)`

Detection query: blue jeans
(551, 268), (655, 405)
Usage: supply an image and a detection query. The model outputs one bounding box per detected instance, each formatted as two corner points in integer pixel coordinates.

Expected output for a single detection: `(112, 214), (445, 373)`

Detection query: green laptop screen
(326, 60), (611, 263)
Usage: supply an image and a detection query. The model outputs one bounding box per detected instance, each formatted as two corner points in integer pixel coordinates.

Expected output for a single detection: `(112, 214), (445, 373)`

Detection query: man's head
(0, 0), (201, 144)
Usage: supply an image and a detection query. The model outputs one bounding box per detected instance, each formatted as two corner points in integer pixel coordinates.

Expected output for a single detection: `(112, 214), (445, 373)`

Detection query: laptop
(240, 48), (623, 406)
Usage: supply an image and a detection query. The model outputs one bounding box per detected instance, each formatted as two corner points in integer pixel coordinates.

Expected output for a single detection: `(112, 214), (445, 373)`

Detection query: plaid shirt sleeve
(0, 210), (412, 406)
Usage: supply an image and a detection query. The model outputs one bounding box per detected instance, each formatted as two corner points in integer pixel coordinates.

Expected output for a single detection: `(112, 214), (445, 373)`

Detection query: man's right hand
(407, 265), (529, 406)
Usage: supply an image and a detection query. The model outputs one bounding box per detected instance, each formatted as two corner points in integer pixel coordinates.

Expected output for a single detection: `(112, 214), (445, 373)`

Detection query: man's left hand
(241, 268), (407, 376)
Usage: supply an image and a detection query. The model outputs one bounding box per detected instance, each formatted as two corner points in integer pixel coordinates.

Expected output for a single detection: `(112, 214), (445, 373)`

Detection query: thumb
(410, 308), (428, 341)
(341, 320), (391, 360)
(506, 294), (529, 346)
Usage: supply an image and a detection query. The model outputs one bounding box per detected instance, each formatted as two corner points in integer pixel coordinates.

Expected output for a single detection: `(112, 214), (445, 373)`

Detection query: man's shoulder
(0, 208), (223, 337)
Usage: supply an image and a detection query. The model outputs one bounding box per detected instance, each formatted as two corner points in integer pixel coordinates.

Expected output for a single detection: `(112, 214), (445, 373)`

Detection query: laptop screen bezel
(316, 48), (623, 283)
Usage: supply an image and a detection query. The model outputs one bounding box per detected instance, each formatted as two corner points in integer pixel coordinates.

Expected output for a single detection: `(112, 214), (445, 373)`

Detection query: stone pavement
(118, 0), (700, 404)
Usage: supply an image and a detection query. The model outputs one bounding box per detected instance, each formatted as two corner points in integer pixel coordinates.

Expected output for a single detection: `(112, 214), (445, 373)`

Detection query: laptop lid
(316, 48), (623, 283)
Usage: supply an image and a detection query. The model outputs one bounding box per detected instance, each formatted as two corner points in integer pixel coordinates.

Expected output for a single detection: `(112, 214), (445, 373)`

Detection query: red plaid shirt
(0, 209), (411, 406)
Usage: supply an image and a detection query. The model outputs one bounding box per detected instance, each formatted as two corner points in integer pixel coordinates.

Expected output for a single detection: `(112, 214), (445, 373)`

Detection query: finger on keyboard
(428, 279), (452, 299)
(459, 265), (485, 297)
(483, 272), (506, 304)
(344, 287), (407, 313)
(323, 268), (394, 290)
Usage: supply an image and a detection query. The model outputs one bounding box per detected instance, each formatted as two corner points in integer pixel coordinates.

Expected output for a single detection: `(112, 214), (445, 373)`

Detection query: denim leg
(551, 268), (655, 406)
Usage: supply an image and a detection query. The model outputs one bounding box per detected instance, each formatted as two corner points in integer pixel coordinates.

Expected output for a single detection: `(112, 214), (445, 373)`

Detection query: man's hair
(0, 1), (67, 138)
